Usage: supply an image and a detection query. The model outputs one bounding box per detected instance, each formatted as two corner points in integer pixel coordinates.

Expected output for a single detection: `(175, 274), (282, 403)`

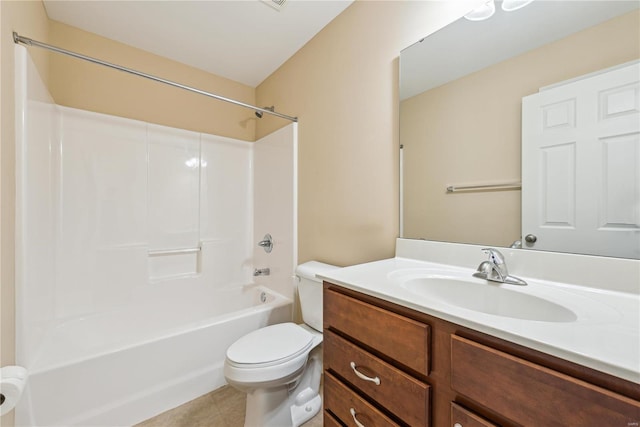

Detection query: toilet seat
(226, 323), (314, 368)
(224, 323), (320, 387)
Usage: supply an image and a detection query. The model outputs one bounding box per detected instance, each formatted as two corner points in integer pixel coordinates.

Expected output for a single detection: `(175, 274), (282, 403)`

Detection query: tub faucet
(254, 268), (270, 276)
(472, 248), (527, 286)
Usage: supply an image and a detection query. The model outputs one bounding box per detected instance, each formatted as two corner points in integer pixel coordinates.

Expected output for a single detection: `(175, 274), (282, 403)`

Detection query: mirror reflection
(400, 0), (639, 259)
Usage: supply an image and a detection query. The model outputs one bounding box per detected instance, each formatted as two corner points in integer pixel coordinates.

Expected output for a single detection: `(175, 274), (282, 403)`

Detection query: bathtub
(16, 285), (292, 427)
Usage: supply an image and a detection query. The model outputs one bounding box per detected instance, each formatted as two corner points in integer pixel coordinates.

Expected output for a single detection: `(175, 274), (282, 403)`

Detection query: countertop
(319, 256), (640, 384)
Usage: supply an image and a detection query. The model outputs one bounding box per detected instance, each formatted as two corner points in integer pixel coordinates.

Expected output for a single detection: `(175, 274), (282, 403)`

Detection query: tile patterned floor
(135, 385), (323, 427)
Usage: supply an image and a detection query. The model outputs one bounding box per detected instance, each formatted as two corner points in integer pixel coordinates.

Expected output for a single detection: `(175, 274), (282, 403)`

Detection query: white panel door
(522, 62), (640, 258)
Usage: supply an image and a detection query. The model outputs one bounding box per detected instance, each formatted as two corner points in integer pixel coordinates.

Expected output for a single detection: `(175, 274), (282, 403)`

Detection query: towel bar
(148, 246), (201, 256)
(446, 182), (521, 193)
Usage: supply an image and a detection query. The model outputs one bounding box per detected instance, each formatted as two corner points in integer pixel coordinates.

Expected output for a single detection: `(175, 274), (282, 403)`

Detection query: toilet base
(244, 385), (321, 427)
(290, 391), (321, 426)
(242, 345), (323, 427)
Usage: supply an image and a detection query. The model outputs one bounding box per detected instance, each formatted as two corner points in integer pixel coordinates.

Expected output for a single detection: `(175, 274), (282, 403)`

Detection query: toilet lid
(226, 323), (314, 366)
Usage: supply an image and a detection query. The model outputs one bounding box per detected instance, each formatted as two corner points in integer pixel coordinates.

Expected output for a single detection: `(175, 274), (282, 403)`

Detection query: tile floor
(135, 385), (323, 427)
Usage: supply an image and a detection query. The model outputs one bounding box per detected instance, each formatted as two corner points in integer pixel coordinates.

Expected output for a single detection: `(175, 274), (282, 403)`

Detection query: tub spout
(254, 268), (270, 276)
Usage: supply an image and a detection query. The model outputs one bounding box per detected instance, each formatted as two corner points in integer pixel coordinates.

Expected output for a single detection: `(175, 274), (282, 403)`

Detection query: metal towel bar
(446, 182), (521, 193)
(148, 246), (201, 256)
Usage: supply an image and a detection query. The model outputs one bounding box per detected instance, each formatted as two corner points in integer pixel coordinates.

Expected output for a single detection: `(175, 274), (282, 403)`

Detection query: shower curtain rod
(13, 32), (298, 123)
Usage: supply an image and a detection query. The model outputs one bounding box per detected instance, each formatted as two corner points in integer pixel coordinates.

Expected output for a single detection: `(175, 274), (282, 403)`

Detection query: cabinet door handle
(350, 362), (381, 385)
(350, 408), (366, 427)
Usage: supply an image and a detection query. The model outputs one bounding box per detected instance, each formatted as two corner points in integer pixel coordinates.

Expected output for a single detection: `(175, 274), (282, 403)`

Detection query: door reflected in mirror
(399, 0), (640, 259)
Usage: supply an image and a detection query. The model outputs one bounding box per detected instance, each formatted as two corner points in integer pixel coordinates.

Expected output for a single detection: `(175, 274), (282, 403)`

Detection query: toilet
(224, 261), (339, 427)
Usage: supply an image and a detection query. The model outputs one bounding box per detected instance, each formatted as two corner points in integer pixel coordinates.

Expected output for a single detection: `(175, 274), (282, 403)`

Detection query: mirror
(400, 0), (639, 259)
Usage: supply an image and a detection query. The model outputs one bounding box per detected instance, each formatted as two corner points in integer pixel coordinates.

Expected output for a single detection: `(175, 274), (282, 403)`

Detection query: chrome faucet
(257, 234), (273, 253)
(254, 268), (270, 276)
(473, 248), (527, 286)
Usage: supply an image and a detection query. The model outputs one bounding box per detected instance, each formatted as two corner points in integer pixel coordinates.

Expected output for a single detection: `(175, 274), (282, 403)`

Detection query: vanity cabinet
(323, 282), (640, 427)
(323, 286), (431, 426)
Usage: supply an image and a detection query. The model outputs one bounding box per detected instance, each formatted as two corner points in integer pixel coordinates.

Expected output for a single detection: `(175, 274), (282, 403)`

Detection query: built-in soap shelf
(148, 245), (202, 257)
(147, 243), (201, 281)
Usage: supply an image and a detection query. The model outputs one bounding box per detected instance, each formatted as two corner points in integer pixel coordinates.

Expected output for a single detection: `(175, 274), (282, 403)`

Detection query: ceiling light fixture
(260, 0), (287, 12)
(464, 0), (496, 21)
(501, 0), (535, 12)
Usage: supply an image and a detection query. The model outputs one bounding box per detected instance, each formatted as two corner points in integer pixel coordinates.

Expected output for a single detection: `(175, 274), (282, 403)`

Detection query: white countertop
(319, 256), (640, 384)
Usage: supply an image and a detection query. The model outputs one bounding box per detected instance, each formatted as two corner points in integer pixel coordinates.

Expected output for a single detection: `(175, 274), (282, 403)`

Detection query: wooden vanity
(322, 282), (640, 427)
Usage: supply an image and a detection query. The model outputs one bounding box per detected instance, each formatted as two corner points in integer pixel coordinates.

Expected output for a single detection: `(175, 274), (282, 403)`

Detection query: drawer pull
(350, 408), (366, 427)
(454, 424), (463, 427)
(350, 362), (381, 385)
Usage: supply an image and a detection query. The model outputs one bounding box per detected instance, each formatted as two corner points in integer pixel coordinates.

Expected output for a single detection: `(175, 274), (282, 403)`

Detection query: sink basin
(401, 277), (578, 322)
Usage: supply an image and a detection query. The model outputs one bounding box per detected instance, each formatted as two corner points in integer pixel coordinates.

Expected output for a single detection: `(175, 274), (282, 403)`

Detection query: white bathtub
(16, 285), (292, 427)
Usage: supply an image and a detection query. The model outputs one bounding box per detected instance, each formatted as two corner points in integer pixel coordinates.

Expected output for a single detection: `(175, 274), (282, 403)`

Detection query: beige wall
(401, 10), (640, 247)
(48, 20), (257, 141)
(1, 2), (50, 425)
(256, 0), (477, 266)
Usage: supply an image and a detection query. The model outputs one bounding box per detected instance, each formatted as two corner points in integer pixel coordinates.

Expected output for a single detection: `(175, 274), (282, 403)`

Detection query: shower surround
(14, 45), (297, 426)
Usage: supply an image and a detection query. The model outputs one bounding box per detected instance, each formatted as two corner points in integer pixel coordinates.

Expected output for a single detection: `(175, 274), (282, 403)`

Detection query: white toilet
(224, 261), (339, 427)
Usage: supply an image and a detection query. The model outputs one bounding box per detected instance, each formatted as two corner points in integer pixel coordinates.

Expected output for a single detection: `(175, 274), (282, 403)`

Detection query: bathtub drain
(260, 292), (267, 303)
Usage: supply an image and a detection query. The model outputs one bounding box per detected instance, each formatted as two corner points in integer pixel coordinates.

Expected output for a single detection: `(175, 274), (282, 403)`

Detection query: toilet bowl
(223, 261), (339, 427)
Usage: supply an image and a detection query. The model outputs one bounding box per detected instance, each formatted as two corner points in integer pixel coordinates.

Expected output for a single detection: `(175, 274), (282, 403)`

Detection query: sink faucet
(473, 248), (527, 286)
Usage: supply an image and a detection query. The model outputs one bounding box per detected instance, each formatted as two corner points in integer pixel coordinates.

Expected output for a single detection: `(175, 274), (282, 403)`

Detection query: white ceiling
(43, 0), (353, 88)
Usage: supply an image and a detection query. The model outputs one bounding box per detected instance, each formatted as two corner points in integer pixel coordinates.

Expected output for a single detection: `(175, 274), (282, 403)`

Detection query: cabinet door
(451, 335), (640, 426)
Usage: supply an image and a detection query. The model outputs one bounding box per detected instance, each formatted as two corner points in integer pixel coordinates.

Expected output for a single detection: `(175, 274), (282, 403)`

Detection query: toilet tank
(296, 261), (340, 332)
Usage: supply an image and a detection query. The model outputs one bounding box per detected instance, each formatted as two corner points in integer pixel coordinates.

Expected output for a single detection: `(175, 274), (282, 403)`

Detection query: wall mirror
(400, 0), (639, 259)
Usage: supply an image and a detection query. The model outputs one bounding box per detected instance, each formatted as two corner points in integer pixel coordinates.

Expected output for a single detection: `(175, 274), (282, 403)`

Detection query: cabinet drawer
(324, 287), (430, 375)
(325, 330), (430, 426)
(451, 402), (498, 427)
(451, 335), (640, 426)
(325, 373), (400, 427)
(323, 410), (343, 427)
